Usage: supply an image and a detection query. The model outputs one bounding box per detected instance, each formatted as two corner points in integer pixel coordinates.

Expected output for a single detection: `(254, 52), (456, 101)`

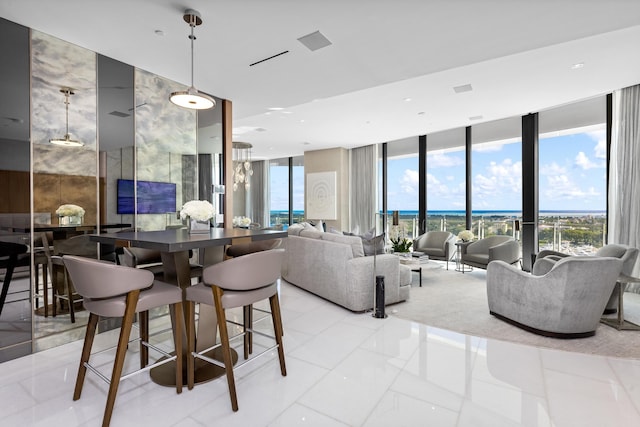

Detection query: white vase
(189, 218), (210, 234)
(59, 215), (83, 226)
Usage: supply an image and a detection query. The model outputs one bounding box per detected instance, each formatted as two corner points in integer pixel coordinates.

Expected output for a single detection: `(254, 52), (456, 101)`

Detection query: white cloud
(543, 174), (600, 200)
(540, 162), (566, 176)
(427, 152), (464, 168)
(400, 169), (418, 194)
(575, 151), (604, 170)
(588, 129), (607, 159)
(472, 159), (522, 201)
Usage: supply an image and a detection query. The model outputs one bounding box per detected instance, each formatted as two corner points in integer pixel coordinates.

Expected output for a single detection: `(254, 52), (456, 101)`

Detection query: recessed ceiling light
(299, 119), (305, 123)
(571, 62), (585, 70)
(404, 97), (412, 102)
(282, 111), (293, 114)
(268, 107), (284, 111)
(302, 142), (311, 145)
(154, 30), (164, 36)
(453, 84), (473, 94)
(469, 115), (483, 121)
(417, 111), (425, 115)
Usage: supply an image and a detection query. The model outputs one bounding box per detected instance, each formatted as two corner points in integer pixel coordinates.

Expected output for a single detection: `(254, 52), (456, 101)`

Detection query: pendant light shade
(50, 88), (84, 147)
(170, 9), (215, 110)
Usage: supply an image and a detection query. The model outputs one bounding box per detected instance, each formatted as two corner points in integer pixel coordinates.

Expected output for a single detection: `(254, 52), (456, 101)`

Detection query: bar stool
(0, 241), (28, 317)
(184, 249), (286, 411)
(63, 255), (184, 427)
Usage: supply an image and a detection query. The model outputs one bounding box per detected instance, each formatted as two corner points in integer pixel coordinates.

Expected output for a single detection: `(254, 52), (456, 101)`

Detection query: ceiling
(2, 0), (640, 160)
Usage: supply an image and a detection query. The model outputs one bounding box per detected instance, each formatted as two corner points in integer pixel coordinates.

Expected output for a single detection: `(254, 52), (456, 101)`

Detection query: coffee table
(397, 253), (436, 287)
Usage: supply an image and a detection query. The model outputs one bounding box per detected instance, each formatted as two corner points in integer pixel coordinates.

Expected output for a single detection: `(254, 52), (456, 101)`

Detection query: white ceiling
(2, 0), (640, 160)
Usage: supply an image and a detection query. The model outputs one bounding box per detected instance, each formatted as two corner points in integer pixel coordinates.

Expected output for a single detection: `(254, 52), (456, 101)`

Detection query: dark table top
(90, 227), (287, 253)
(0, 223), (131, 233)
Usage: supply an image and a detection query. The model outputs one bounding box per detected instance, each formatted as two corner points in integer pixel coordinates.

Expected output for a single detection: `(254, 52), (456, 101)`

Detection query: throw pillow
(362, 233), (385, 256)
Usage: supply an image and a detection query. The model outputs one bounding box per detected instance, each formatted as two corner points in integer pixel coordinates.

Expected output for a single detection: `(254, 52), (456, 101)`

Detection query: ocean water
(270, 210), (606, 218)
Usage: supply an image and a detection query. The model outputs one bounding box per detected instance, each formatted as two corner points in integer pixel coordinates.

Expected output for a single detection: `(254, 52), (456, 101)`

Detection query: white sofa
(282, 228), (411, 311)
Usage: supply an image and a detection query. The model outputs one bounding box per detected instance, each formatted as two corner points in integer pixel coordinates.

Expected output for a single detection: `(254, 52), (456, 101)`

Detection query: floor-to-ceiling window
(426, 128), (467, 237)
(268, 155), (304, 227)
(269, 158), (289, 226)
(386, 138), (419, 240)
(471, 117), (522, 241)
(538, 97), (607, 255)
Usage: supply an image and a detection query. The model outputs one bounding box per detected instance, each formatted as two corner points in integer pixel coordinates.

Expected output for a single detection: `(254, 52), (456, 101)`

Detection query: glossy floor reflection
(1, 279), (640, 426)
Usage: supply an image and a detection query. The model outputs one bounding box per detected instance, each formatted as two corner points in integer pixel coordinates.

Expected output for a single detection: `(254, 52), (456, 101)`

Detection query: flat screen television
(117, 179), (177, 214)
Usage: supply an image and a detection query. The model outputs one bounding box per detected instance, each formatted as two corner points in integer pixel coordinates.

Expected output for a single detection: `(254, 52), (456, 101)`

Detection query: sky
(386, 124), (606, 212)
(268, 125), (607, 214)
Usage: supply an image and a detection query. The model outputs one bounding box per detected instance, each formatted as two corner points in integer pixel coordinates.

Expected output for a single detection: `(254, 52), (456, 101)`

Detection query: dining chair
(184, 249), (286, 411)
(122, 246), (203, 281)
(32, 232), (51, 315)
(63, 255), (184, 427)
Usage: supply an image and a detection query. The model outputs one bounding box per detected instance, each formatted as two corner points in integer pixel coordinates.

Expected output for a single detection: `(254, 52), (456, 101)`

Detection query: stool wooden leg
(213, 286), (238, 411)
(243, 304), (251, 359)
(103, 290), (139, 427)
(74, 312), (98, 401)
(139, 311), (149, 368)
(173, 301), (183, 394)
(269, 293), (287, 377)
(185, 301), (196, 390)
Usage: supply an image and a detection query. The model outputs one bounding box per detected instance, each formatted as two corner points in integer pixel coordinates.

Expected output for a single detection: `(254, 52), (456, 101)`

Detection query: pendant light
(50, 88), (84, 147)
(169, 9), (215, 110)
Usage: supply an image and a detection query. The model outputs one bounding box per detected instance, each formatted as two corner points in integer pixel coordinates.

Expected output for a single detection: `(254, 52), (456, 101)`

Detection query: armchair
(534, 244), (639, 313)
(460, 235), (519, 270)
(487, 256), (623, 337)
(413, 231), (456, 269)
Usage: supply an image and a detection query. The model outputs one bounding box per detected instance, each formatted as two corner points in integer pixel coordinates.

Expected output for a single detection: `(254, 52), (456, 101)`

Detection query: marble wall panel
(31, 31), (97, 176)
(135, 69), (196, 230)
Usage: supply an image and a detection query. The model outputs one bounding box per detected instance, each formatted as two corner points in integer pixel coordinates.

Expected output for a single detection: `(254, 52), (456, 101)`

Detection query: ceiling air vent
(453, 84), (473, 94)
(297, 30), (332, 51)
(109, 111), (130, 118)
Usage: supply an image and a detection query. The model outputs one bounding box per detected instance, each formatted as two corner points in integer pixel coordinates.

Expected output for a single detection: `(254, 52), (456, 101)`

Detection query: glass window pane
(426, 128), (466, 237)
(538, 97), (607, 255)
(471, 116), (522, 241)
(269, 157), (289, 226)
(386, 138), (419, 240)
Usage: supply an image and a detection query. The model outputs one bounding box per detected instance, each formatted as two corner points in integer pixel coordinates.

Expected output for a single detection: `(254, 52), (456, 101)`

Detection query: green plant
(391, 236), (412, 252)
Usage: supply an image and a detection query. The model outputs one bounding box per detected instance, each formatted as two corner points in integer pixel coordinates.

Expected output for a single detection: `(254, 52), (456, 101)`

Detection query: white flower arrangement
(232, 216), (252, 227)
(55, 204), (85, 217)
(180, 200), (215, 222)
(458, 229), (474, 242)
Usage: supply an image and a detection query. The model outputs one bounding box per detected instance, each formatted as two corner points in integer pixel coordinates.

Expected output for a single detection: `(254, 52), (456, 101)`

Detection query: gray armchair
(534, 244), (638, 313)
(460, 235), (519, 270)
(413, 231), (456, 269)
(487, 256), (623, 337)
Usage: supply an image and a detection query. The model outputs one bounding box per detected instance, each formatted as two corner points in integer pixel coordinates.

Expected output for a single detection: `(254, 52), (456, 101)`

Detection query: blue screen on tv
(117, 179), (177, 214)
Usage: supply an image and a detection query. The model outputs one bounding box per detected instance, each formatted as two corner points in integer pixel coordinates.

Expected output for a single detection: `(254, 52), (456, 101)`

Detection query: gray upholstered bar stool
(63, 255), (184, 427)
(184, 249), (286, 411)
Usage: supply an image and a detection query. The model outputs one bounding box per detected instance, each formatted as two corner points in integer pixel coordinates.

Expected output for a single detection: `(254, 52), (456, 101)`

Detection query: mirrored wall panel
(0, 18), (31, 362)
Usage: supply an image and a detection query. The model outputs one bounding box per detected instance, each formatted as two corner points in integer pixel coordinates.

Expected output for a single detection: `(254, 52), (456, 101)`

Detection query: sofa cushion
(464, 253), (489, 265)
(299, 229), (323, 239)
(322, 232), (365, 258)
(287, 223), (304, 236)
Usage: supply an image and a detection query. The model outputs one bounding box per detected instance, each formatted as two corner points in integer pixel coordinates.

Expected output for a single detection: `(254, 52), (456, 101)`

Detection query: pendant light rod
(169, 9), (215, 110)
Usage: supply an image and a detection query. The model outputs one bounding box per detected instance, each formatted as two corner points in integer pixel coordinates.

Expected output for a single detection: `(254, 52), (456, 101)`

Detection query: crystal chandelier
(232, 142), (253, 191)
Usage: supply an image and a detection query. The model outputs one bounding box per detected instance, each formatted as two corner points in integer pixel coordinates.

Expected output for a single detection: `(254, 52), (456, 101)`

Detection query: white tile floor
(2, 279), (640, 426)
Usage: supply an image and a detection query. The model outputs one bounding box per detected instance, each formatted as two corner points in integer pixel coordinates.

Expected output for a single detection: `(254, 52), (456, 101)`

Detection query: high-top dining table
(90, 227), (287, 385)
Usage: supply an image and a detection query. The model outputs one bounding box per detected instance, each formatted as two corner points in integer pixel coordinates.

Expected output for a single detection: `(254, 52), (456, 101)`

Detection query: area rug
(390, 266), (640, 359)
